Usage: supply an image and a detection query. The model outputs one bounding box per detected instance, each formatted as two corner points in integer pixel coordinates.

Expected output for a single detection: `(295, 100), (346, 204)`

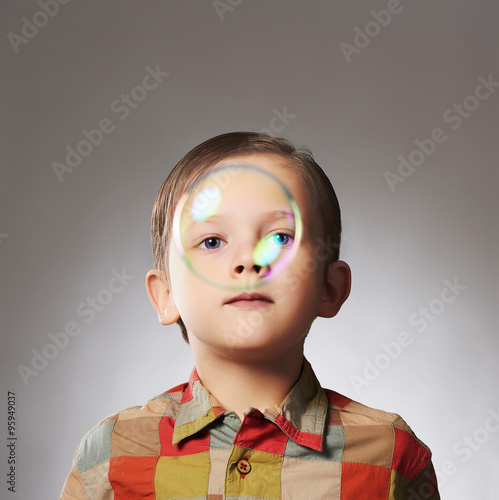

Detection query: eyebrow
(261, 210), (295, 225)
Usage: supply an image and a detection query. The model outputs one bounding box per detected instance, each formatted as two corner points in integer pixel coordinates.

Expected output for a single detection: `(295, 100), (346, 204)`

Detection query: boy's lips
(224, 292), (273, 309)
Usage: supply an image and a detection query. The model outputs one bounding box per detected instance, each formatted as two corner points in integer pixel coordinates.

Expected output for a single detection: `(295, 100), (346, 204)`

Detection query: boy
(60, 132), (440, 499)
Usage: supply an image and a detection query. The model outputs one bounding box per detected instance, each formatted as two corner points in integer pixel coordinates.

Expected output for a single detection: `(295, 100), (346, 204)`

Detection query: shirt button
(237, 459), (251, 475)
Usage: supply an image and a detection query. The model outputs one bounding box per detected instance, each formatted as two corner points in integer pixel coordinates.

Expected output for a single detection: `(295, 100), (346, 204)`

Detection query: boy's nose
(230, 249), (266, 277)
(234, 263), (262, 274)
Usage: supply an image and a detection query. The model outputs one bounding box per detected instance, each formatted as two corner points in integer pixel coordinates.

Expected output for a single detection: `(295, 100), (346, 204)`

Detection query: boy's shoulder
(324, 388), (433, 481)
(325, 387), (418, 433)
(71, 382), (188, 466)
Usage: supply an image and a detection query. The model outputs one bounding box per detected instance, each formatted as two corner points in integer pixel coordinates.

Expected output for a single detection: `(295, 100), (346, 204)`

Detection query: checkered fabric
(60, 359), (439, 499)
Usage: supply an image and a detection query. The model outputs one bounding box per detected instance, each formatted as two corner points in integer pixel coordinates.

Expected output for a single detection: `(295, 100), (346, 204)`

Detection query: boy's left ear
(145, 269), (180, 326)
(317, 261), (351, 318)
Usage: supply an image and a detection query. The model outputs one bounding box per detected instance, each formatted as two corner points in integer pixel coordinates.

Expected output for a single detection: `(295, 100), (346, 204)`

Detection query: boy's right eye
(198, 237), (222, 249)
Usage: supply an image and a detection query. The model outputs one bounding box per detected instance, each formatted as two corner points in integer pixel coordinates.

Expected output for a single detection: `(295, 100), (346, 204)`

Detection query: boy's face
(161, 153), (345, 362)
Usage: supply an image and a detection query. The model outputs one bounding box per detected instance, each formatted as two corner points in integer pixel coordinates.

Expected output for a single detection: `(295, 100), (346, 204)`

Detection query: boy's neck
(192, 347), (304, 421)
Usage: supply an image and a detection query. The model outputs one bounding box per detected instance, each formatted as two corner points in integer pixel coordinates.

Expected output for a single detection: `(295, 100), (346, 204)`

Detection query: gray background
(1, 1), (498, 498)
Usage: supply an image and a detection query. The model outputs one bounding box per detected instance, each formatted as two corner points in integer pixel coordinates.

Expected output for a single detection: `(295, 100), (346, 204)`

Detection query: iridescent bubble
(253, 233), (283, 267)
(172, 164), (302, 290)
(190, 186), (221, 222)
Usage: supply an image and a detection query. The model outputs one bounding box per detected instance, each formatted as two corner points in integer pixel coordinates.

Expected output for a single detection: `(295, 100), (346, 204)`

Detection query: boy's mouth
(224, 292), (273, 309)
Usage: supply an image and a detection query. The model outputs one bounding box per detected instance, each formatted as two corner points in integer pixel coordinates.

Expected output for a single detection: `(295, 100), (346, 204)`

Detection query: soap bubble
(172, 164), (302, 290)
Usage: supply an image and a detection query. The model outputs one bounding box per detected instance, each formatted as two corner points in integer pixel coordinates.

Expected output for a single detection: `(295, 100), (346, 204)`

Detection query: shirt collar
(172, 358), (328, 452)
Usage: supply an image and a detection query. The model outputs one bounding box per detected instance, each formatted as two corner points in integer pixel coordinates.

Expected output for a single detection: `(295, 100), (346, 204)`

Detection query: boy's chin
(222, 344), (291, 364)
(221, 329), (303, 358)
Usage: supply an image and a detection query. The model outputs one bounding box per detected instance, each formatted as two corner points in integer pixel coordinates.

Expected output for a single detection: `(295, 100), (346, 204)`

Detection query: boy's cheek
(278, 247), (325, 290)
(272, 288), (286, 304)
(280, 269), (301, 291)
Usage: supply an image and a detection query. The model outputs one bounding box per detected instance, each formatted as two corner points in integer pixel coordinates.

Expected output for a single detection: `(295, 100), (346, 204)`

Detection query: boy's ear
(145, 269), (180, 326)
(317, 261), (351, 318)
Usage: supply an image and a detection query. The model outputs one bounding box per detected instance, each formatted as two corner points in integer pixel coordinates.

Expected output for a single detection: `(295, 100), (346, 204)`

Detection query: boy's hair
(151, 132), (342, 342)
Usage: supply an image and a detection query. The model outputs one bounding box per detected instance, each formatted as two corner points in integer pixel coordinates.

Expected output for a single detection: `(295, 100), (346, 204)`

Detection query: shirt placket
(223, 409), (285, 499)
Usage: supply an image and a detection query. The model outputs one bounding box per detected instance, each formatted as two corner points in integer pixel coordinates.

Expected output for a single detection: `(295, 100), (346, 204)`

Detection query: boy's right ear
(145, 269), (180, 326)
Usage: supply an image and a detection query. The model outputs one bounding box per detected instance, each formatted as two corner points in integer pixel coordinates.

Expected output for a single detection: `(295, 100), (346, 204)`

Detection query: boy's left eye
(271, 233), (291, 246)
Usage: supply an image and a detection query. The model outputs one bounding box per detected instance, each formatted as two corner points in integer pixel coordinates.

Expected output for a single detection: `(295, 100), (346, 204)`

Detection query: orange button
(237, 459), (251, 475)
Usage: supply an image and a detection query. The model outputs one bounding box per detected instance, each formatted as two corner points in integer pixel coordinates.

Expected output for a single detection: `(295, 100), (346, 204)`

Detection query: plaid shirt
(60, 359), (439, 499)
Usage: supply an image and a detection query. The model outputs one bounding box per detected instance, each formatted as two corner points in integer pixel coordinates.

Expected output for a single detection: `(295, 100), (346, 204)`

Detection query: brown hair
(151, 132), (342, 342)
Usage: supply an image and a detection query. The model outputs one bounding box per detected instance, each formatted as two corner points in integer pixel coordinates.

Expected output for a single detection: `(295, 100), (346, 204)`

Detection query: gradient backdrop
(1, 1), (498, 498)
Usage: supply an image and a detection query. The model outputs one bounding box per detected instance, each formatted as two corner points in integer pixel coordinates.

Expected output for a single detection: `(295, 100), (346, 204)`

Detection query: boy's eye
(271, 233), (292, 246)
(199, 237), (222, 249)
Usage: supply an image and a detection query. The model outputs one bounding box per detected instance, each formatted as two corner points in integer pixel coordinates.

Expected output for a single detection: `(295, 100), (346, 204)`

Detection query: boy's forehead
(184, 156), (298, 216)
(214, 153), (293, 174)
(175, 152), (319, 234)
(213, 153), (318, 223)
(212, 153), (302, 201)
